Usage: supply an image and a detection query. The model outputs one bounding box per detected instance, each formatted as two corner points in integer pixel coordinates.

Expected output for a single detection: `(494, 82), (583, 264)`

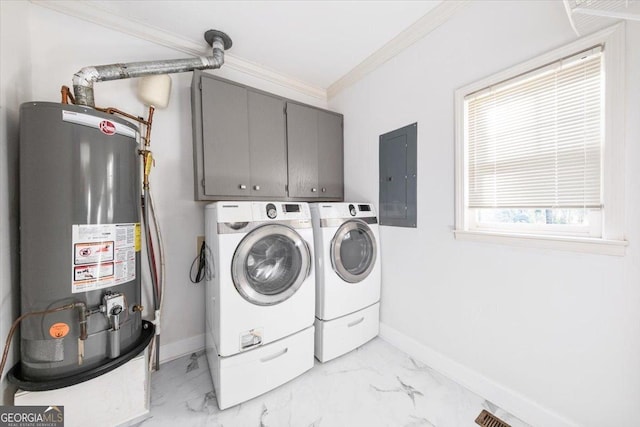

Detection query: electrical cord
(190, 240), (212, 283)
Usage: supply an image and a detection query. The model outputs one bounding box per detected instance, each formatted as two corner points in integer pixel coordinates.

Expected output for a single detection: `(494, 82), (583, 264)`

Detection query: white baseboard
(378, 322), (578, 427)
(158, 333), (205, 365)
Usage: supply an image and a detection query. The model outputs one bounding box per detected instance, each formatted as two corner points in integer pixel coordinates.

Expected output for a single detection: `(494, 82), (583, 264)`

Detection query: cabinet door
(248, 91), (287, 197)
(201, 77), (251, 197)
(286, 103), (318, 198)
(317, 110), (343, 199)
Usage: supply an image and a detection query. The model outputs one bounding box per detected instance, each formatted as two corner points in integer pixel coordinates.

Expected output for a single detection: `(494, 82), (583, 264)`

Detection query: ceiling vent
(563, 0), (640, 35)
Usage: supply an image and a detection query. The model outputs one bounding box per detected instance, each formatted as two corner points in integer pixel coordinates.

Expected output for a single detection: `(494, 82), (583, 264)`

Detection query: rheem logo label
(99, 120), (116, 135)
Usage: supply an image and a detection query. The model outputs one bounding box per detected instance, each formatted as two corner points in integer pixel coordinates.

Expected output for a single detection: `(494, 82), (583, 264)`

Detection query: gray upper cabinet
(192, 72), (343, 201)
(286, 103), (319, 198)
(287, 102), (344, 200)
(200, 76), (251, 197)
(193, 72), (287, 199)
(247, 91), (287, 197)
(317, 109), (344, 199)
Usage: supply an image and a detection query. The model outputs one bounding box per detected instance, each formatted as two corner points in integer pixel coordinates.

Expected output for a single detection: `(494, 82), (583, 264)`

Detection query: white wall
(330, 1), (640, 426)
(0, 3), (329, 399)
(0, 0), (32, 405)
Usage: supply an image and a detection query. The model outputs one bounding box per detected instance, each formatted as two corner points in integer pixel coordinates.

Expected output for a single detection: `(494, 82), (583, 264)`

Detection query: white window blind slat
(466, 48), (603, 209)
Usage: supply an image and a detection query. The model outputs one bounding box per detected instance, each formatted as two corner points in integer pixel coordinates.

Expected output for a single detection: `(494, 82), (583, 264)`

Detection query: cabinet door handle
(254, 185), (260, 191)
(311, 188), (317, 193)
(239, 184), (247, 190)
(321, 187), (326, 192)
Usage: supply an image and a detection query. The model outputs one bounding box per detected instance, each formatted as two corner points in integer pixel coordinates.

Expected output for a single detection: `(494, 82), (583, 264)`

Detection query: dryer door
(330, 219), (377, 283)
(232, 224), (311, 306)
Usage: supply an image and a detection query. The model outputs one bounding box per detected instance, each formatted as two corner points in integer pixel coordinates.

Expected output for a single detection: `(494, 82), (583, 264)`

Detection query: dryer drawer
(216, 326), (314, 409)
(314, 302), (379, 363)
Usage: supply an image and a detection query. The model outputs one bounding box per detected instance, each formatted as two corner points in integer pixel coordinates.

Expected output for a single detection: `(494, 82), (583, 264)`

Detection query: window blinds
(466, 47), (603, 209)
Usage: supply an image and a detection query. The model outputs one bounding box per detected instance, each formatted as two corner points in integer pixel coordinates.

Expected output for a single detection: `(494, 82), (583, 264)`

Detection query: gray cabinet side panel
(201, 77), (251, 197)
(248, 91), (287, 197)
(317, 110), (344, 199)
(191, 71), (205, 200)
(286, 103), (318, 198)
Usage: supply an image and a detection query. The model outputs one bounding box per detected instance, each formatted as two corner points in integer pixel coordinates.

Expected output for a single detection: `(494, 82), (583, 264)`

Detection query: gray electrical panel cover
(379, 123), (417, 227)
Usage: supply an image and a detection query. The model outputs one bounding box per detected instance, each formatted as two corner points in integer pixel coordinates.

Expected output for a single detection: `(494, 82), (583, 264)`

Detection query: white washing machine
(310, 202), (381, 362)
(204, 201), (315, 409)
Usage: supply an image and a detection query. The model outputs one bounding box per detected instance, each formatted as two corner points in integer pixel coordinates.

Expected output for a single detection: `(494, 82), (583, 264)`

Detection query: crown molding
(29, 0), (327, 101)
(30, 1), (205, 55)
(327, 0), (471, 99)
(30, 0), (467, 102)
(223, 55), (326, 100)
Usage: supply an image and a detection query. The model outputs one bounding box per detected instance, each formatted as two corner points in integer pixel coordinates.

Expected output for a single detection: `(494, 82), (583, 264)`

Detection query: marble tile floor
(133, 338), (531, 427)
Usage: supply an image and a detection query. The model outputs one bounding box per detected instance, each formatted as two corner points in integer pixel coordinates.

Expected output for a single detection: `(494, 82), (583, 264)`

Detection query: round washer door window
(232, 224), (311, 305)
(330, 220), (377, 283)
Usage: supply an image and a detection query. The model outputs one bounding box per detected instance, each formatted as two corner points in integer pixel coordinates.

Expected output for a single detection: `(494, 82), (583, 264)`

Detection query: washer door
(330, 220), (377, 283)
(232, 224), (311, 306)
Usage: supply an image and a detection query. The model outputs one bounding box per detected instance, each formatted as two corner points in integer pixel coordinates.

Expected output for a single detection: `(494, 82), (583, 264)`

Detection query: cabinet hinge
(199, 81), (203, 91)
(201, 178), (206, 188)
(283, 104), (287, 114)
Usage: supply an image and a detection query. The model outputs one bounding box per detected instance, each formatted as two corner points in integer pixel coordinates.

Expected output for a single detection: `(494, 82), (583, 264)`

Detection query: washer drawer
(216, 326), (314, 409)
(314, 302), (379, 363)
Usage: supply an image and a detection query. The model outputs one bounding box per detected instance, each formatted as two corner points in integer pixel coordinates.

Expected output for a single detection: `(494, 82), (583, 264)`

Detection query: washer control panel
(313, 202), (377, 219)
(252, 202), (310, 221)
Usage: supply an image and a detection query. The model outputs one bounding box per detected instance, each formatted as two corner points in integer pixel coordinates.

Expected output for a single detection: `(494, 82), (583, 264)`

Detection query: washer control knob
(349, 204), (356, 216)
(266, 203), (277, 219)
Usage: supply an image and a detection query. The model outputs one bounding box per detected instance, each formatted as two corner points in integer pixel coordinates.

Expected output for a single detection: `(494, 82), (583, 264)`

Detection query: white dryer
(310, 202), (381, 362)
(204, 201), (315, 409)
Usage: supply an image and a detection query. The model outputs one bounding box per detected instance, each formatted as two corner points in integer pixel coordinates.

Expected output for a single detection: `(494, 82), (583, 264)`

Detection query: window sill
(454, 230), (628, 256)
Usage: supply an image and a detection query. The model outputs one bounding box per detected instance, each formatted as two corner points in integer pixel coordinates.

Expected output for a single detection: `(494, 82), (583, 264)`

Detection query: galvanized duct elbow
(73, 29), (232, 107)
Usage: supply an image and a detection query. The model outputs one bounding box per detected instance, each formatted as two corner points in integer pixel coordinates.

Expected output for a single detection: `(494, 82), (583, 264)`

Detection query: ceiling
(37, 0), (446, 95)
(34, 1), (637, 98)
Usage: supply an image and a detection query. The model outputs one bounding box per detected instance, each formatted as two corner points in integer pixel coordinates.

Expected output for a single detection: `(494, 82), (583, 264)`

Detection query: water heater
(13, 102), (153, 388)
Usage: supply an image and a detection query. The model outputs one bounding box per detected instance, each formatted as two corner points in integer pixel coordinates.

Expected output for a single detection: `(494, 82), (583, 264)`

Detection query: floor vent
(475, 410), (511, 427)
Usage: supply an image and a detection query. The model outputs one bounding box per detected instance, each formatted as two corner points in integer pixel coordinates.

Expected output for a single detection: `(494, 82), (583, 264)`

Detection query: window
(455, 24), (626, 255)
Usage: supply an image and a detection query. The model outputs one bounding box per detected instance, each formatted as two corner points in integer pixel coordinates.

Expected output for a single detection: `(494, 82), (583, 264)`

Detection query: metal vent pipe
(73, 29), (232, 107)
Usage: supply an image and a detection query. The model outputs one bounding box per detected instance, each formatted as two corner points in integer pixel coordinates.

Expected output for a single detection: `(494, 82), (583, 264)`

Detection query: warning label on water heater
(71, 223), (137, 293)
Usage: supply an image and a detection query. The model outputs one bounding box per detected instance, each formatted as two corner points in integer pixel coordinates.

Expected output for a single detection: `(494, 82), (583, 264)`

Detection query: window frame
(454, 23), (627, 256)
